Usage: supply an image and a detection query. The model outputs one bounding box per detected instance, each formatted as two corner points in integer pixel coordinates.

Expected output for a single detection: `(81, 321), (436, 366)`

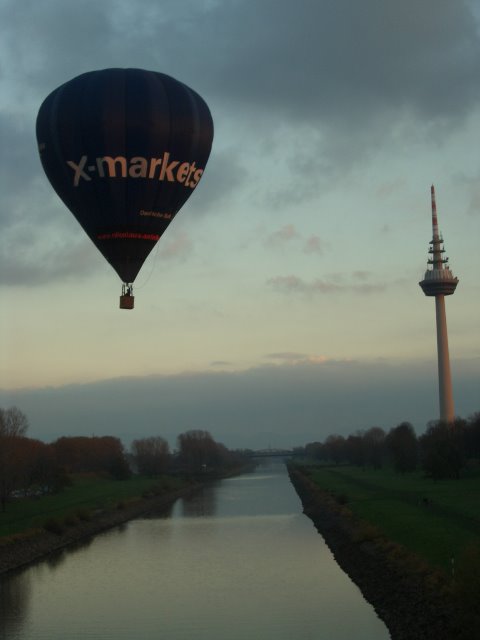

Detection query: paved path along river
(0, 460), (390, 639)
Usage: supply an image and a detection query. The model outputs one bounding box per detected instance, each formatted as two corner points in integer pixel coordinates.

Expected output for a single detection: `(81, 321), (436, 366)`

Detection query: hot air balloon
(36, 68), (214, 309)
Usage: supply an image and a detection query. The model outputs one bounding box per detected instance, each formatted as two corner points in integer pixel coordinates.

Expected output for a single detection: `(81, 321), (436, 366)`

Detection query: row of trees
(302, 412), (480, 479)
(0, 406), (247, 511)
(0, 408), (132, 510)
(132, 429), (247, 476)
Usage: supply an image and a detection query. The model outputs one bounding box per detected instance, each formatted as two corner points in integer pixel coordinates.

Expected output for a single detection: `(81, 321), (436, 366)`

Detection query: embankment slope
(288, 465), (462, 640)
(0, 486), (193, 576)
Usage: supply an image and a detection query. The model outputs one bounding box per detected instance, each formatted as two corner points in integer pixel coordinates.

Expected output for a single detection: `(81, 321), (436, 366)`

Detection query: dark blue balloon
(36, 68), (214, 286)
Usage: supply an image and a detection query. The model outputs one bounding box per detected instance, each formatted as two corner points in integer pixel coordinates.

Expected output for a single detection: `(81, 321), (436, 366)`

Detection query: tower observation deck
(419, 185), (458, 297)
(419, 186), (458, 424)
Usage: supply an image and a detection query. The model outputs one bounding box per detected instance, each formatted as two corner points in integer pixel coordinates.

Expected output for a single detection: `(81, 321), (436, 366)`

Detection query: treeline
(131, 429), (247, 476)
(0, 406), (247, 511)
(300, 412), (480, 480)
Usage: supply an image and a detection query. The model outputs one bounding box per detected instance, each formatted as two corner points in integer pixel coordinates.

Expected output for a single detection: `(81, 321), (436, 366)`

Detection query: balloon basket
(120, 294), (134, 310)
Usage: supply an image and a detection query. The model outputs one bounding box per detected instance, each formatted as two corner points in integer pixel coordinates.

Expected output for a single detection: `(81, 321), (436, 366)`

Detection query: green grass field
(306, 465), (480, 572)
(0, 474), (186, 539)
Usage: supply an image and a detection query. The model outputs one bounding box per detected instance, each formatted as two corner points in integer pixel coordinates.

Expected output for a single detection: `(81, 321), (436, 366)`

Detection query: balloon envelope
(36, 68), (214, 284)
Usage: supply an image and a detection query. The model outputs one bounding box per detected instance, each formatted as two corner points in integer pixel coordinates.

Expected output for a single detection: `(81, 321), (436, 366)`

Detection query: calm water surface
(0, 460), (390, 639)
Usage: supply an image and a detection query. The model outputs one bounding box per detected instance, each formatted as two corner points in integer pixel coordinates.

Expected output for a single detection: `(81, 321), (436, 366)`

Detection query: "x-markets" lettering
(66, 153), (204, 189)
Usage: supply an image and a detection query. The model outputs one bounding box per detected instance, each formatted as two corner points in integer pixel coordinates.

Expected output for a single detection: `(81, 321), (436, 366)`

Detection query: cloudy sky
(0, 0), (479, 449)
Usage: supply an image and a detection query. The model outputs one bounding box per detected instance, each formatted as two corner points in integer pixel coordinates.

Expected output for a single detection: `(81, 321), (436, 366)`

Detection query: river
(0, 460), (390, 639)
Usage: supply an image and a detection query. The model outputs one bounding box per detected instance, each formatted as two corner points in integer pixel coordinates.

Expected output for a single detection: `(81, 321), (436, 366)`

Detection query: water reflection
(0, 460), (390, 640)
(140, 501), (175, 520)
(178, 482), (219, 518)
(0, 571), (30, 639)
(44, 535), (95, 571)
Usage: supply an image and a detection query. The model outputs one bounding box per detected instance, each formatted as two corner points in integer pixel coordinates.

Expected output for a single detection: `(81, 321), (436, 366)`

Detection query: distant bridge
(248, 448), (294, 458)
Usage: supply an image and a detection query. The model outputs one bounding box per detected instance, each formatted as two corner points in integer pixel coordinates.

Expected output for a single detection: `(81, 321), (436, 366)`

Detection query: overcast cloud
(1, 357), (478, 449)
(2, 0), (480, 284)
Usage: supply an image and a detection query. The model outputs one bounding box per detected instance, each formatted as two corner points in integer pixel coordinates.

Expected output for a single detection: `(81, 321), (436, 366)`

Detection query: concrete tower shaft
(419, 186), (458, 424)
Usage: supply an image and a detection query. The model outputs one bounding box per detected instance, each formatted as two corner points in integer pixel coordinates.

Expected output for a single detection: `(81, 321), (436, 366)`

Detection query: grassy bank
(0, 474), (187, 540)
(301, 464), (480, 572)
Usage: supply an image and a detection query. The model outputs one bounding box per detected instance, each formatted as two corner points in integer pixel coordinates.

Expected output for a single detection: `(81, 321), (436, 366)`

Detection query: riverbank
(0, 483), (198, 576)
(288, 465), (464, 640)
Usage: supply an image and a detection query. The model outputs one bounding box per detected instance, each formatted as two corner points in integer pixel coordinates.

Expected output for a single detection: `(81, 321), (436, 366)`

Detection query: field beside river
(0, 474), (188, 540)
(304, 464), (480, 572)
(289, 464), (480, 639)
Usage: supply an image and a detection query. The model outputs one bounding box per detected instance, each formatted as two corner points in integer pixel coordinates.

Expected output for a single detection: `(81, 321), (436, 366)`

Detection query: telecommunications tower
(419, 186), (458, 424)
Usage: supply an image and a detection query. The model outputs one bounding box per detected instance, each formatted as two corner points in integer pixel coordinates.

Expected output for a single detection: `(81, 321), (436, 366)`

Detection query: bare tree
(52, 436), (130, 479)
(386, 422), (418, 473)
(420, 420), (465, 480)
(0, 407), (29, 510)
(324, 434), (347, 465)
(131, 437), (170, 476)
(177, 430), (221, 472)
(0, 406), (29, 438)
(363, 427), (386, 469)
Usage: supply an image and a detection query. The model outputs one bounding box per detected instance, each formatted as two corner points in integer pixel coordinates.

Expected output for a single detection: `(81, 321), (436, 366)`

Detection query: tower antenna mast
(419, 186), (458, 423)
